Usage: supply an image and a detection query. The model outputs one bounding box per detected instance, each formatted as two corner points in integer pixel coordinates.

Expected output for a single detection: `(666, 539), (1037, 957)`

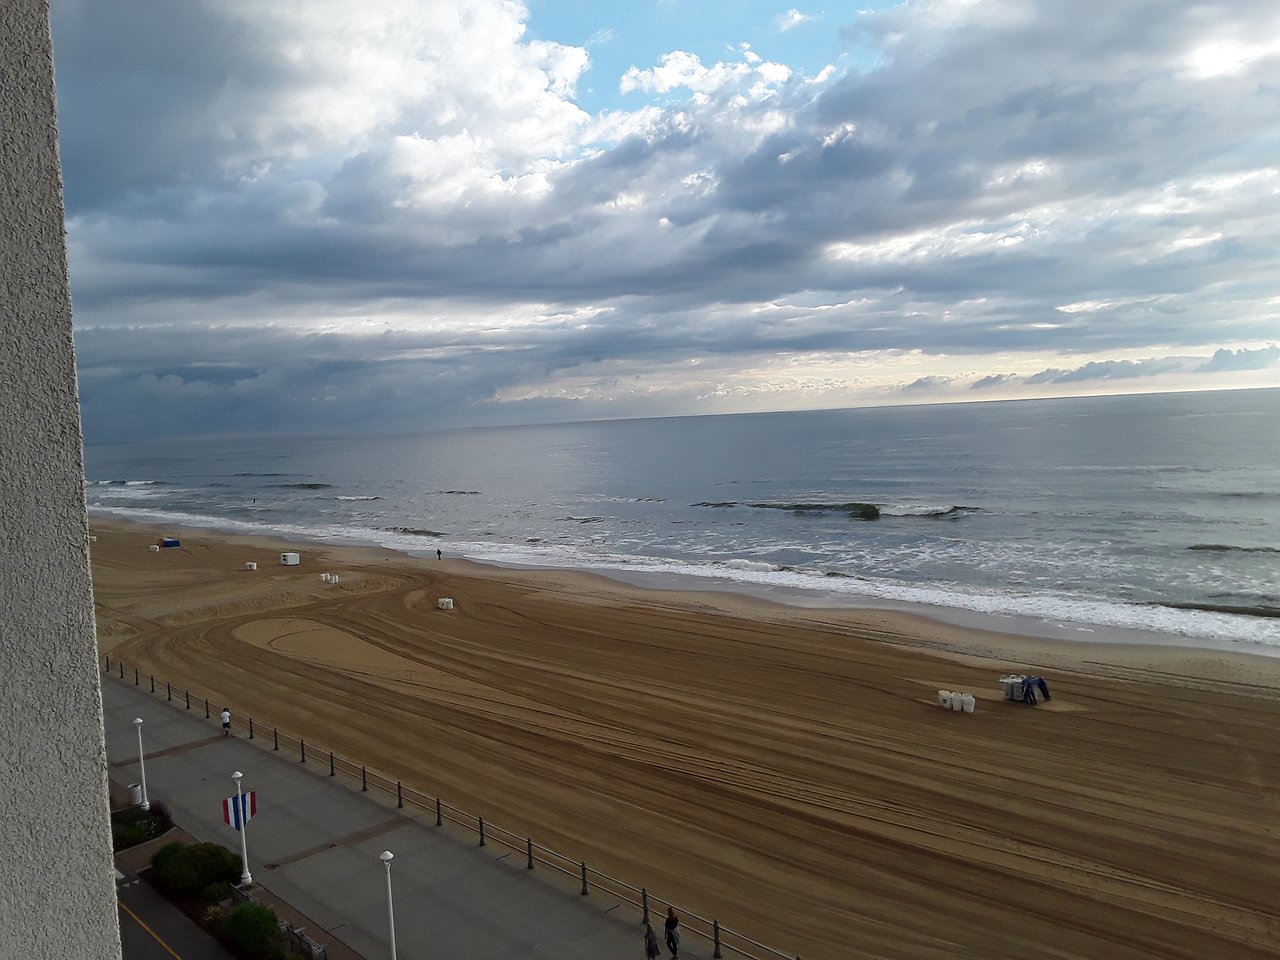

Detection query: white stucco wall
(0, 2), (122, 957)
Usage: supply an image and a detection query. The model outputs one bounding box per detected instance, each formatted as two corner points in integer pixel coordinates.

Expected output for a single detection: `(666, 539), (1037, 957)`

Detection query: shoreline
(86, 502), (1280, 656)
(88, 513), (1280, 689)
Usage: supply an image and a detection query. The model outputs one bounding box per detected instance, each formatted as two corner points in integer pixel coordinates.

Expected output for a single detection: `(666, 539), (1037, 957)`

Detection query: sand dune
(91, 518), (1280, 959)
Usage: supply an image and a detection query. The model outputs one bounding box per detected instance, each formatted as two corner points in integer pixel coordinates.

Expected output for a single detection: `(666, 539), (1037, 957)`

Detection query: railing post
(149, 675), (154, 693)
(134, 668), (139, 686)
(166, 682), (171, 701)
(273, 727), (279, 751)
(300, 739), (306, 763)
(185, 689), (190, 710)
(478, 817), (486, 846)
(435, 797), (442, 826)
(397, 782), (403, 808)
(329, 751), (335, 776)
(205, 698), (209, 718)
(248, 717), (254, 740)
(119, 661), (124, 679)
(580, 862), (589, 895)
(713, 920), (723, 958)
(642, 887), (649, 924)
(104, 656), (110, 672)
(362, 766), (368, 792)
(526, 838), (534, 870)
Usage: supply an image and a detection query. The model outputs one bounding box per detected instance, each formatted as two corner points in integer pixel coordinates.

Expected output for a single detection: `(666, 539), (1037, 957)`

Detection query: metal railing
(106, 655), (802, 960)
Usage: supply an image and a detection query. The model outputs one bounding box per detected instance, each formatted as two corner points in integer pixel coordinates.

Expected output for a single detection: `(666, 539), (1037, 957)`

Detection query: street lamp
(231, 771), (253, 886)
(132, 718), (149, 811)
(380, 850), (397, 960)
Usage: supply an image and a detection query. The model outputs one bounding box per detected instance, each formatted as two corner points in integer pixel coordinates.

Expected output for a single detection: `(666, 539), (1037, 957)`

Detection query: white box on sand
(245, 562), (257, 571)
(149, 544), (160, 552)
(280, 552), (300, 565)
(437, 598), (454, 610)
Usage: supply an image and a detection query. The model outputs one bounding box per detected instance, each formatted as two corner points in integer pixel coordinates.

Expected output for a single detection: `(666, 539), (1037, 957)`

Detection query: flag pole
(232, 771), (253, 886)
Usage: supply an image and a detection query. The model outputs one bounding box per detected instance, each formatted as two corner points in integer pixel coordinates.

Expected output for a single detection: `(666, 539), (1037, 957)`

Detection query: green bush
(150, 842), (185, 875)
(203, 880), (233, 903)
(220, 903), (283, 959)
(151, 842), (241, 896)
(111, 802), (173, 850)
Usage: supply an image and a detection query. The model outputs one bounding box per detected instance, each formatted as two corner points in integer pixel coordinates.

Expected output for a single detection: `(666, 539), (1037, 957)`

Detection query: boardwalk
(102, 677), (705, 960)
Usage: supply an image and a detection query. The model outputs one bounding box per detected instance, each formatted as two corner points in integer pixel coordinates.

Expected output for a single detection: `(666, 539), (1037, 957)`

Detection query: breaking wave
(878, 504), (980, 518)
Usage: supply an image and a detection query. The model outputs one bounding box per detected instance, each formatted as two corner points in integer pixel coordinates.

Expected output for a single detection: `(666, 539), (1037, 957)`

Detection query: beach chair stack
(1001, 674), (1051, 705)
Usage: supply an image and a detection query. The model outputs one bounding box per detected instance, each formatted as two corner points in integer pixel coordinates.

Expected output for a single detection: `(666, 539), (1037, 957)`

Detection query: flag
(222, 790), (257, 831)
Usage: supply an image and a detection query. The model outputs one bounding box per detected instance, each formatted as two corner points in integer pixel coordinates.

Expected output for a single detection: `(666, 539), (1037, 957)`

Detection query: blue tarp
(1020, 676), (1051, 705)
(159, 538), (181, 548)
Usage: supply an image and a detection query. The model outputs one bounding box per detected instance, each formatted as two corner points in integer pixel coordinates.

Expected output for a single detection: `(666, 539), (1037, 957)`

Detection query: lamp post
(132, 718), (149, 811)
(231, 771), (253, 886)
(380, 850), (397, 960)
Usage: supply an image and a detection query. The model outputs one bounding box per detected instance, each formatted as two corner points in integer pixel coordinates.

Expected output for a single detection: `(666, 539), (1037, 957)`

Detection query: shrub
(221, 903), (283, 959)
(149, 800), (174, 832)
(152, 842), (241, 896)
(203, 880), (233, 903)
(113, 821), (153, 850)
(111, 802), (174, 850)
(150, 842), (185, 875)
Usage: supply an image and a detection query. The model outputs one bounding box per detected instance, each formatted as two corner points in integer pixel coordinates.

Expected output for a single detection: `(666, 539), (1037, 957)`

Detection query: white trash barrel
(149, 544), (160, 552)
(437, 598), (454, 610)
(245, 561), (257, 571)
(951, 691), (964, 711)
(961, 693), (976, 714)
(939, 690), (952, 708)
(128, 783), (143, 805)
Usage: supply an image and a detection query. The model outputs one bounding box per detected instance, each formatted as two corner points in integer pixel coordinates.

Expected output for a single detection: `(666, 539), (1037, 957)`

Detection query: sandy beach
(90, 517), (1280, 959)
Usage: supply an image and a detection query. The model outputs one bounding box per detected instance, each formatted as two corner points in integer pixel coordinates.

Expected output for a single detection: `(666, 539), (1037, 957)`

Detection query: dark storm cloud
(52, 0), (1280, 439)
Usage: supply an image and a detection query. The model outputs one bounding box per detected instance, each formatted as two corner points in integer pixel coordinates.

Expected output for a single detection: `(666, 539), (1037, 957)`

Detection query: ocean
(83, 388), (1280, 652)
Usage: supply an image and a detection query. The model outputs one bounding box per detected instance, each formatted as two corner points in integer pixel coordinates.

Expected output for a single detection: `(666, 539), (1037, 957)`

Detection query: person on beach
(644, 922), (661, 959)
(664, 906), (681, 958)
(436, 548), (442, 560)
(220, 707), (231, 736)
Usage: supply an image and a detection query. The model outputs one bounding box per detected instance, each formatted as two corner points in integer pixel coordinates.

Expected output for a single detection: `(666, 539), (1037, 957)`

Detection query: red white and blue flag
(223, 791), (257, 831)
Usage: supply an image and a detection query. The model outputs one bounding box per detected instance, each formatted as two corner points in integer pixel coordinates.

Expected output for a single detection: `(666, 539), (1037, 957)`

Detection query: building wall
(0, 2), (122, 957)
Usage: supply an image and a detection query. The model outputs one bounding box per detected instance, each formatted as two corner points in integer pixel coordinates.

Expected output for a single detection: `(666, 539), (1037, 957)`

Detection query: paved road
(103, 675), (707, 960)
(117, 876), (237, 960)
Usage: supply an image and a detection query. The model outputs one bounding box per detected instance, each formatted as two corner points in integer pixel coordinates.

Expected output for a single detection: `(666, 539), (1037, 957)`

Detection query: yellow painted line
(118, 897), (185, 960)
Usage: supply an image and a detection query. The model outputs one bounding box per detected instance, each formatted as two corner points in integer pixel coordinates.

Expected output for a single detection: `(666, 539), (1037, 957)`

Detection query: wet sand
(90, 517), (1280, 959)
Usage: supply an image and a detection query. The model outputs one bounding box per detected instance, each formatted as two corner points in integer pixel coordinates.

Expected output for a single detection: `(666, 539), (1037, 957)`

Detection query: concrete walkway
(103, 675), (708, 960)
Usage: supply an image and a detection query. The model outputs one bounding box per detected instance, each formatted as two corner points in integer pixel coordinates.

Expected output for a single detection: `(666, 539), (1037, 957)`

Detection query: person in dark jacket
(664, 906), (681, 958)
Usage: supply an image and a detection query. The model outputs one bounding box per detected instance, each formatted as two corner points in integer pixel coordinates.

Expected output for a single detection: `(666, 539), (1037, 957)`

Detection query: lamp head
(133, 717), (143, 726)
(232, 771), (243, 782)
(380, 850), (394, 864)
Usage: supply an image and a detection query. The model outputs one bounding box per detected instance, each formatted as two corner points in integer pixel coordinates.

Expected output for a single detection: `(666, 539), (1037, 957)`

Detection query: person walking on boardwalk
(644, 921), (661, 959)
(220, 707), (231, 736)
(664, 906), (681, 958)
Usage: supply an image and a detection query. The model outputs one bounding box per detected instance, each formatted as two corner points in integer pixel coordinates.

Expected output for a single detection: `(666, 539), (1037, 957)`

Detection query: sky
(52, 0), (1280, 442)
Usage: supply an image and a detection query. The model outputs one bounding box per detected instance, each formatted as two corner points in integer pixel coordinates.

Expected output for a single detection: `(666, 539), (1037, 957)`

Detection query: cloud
(1196, 345), (1280, 372)
(971, 373), (1019, 390)
(52, 0), (1280, 440)
(773, 9), (813, 33)
(901, 375), (953, 392)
